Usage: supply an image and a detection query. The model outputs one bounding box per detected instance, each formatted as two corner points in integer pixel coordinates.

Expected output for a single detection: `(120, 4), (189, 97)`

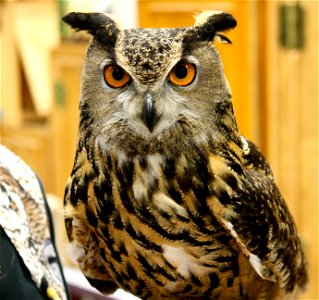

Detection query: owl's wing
(207, 137), (307, 293)
(65, 221), (118, 295)
(64, 157), (119, 295)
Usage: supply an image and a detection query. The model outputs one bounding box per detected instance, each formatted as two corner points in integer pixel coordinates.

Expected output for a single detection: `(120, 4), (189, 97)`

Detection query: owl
(63, 11), (307, 300)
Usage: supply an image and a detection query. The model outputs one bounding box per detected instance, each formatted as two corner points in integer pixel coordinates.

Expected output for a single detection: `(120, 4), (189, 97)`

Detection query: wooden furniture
(261, 2), (318, 298)
(1, 124), (55, 193)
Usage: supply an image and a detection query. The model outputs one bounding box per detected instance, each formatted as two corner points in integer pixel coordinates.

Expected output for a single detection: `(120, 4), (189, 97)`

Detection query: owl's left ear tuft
(62, 12), (120, 46)
(192, 11), (237, 43)
(195, 11), (237, 31)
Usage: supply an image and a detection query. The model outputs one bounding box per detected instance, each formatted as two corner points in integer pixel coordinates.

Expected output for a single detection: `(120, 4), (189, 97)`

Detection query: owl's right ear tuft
(188, 11), (237, 43)
(62, 12), (120, 46)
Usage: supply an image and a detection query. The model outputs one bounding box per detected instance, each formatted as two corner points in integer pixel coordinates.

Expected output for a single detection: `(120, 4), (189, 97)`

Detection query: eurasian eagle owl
(63, 11), (307, 300)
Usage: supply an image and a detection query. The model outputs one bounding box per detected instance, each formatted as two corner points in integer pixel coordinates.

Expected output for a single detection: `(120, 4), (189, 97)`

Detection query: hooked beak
(142, 94), (157, 132)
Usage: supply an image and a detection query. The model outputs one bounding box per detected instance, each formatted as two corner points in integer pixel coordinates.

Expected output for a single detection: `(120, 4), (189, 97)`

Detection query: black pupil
(174, 64), (188, 79)
(112, 67), (125, 81)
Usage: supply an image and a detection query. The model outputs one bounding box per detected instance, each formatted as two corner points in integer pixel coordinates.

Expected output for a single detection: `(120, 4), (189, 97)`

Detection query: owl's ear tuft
(191, 11), (237, 43)
(195, 11), (237, 32)
(62, 12), (120, 46)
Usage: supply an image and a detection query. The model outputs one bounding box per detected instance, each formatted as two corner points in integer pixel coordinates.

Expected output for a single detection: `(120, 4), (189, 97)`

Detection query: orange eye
(168, 62), (196, 87)
(104, 65), (131, 88)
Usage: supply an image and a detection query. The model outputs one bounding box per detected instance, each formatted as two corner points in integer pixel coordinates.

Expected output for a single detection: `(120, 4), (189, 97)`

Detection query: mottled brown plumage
(63, 11), (307, 299)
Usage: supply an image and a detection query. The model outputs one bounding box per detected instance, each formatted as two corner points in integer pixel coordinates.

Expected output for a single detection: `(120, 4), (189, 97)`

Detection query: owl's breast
(90, 151), (269, 299)
(65, 139), (281, 299)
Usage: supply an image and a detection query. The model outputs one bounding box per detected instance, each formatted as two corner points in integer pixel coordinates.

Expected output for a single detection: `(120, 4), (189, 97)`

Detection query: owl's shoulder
(239, 136), (273, 178)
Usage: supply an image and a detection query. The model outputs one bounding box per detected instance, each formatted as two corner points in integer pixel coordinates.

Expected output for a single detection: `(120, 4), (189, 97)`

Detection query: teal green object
(279, 3), (304, 50)
(55, 80), (65, 107)
(58, 0), (69, 39)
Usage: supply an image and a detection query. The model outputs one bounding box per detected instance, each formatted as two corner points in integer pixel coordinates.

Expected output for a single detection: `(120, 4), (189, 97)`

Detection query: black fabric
(0, 227), (45, 299)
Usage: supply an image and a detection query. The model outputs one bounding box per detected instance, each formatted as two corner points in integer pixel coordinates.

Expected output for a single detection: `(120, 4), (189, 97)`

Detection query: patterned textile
(0, 145), (68, 300)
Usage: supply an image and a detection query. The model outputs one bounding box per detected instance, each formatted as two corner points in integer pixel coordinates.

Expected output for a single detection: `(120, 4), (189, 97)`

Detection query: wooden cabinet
(262, 2), (318, 298)
(1, 124), (55, 193)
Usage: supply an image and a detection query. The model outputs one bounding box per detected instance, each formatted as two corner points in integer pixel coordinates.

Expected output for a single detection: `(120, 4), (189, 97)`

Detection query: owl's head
(63, 11), (238, 155)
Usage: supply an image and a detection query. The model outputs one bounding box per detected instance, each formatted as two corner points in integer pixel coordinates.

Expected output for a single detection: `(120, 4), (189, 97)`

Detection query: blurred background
(0, 0), (318, 299)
